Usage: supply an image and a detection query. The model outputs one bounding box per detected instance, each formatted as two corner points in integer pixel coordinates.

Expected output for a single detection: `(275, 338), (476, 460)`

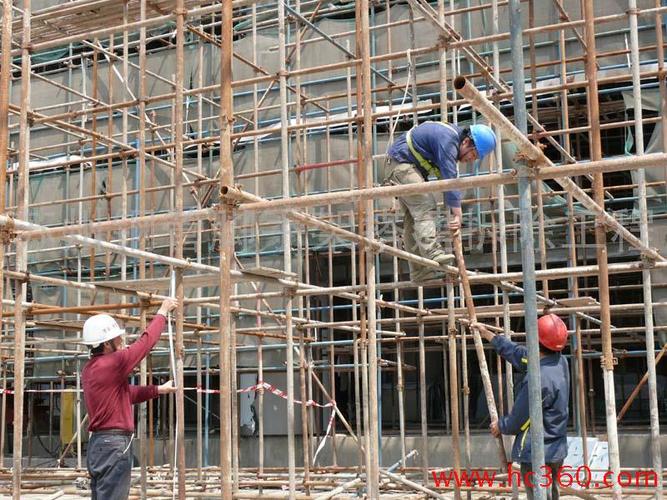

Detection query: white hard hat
(81, 314), (125, 346)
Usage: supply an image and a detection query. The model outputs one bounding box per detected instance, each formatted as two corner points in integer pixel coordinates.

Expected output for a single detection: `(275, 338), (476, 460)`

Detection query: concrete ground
(0, 492), (588, 499)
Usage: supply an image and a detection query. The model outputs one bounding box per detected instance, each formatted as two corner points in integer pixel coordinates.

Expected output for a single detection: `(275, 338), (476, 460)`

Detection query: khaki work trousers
(384, 161), (448, 278)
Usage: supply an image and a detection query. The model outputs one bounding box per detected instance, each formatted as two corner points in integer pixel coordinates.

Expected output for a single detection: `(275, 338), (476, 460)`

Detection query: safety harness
(405, 121), (459, 179)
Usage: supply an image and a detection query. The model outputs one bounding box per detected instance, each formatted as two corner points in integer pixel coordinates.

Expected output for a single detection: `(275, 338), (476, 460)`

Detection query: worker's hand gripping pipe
(451, 228), (509, 469)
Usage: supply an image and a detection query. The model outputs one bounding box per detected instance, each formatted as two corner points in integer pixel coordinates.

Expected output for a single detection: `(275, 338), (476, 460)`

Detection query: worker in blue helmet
(385, 122), (497, 283)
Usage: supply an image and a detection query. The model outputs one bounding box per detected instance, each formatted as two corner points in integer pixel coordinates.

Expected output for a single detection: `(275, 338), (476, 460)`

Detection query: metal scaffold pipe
(582, 1), (622, 498)
(219, 1), (234, 498)
(508, 2), (546, 498)
(12, 1), (32, 496)
(1, 1), (667, 496)
(233, 153), (667, 222)
(452, 232), (508, 468)
(627, 0), (663, 496)
(453, 75), (663, 263)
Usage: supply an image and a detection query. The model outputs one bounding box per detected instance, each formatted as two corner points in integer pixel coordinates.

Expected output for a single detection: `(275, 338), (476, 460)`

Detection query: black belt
(93, 429), (133, 436)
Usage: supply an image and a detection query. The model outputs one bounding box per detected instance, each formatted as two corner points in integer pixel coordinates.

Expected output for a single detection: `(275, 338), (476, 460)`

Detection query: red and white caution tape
(199, 380), (337, 462)
(196, 381), (335, 409)
(237, 381), (336, 409)
(313, 408), (336, 464)
(0, 388), (81, 394)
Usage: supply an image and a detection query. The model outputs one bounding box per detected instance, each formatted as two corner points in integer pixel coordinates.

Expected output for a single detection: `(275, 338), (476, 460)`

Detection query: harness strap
(405, 121), (459, 179)
(519, 417), (531, 454)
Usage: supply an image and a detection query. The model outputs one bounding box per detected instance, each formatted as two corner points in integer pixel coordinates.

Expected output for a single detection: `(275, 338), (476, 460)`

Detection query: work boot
(411, 268), (446, 284)
(432, 253), (455, 268)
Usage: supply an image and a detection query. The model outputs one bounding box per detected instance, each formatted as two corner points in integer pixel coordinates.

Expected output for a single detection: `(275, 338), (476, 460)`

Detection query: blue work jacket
(491, 335), (570, 464)
(387, 121), (462, 208)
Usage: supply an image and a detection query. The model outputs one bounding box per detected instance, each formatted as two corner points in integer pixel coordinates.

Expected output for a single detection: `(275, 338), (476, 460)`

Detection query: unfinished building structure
(0, 0), (666, 497)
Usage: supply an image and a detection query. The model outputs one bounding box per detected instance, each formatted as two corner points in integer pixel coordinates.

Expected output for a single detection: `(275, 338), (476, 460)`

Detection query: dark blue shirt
(491, 335), (570, 463)
(387, 121), (462, 208)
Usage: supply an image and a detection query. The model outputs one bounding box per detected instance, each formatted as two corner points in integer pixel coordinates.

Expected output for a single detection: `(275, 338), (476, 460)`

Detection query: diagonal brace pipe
(453, 76), (665, 263)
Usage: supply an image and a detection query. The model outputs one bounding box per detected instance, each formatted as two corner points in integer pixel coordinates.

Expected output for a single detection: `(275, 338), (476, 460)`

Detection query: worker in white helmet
(81, 298), (178, 500)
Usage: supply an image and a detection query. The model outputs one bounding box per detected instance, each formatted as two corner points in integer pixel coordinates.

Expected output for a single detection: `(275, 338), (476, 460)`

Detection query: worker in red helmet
(477, 314), (570, 500)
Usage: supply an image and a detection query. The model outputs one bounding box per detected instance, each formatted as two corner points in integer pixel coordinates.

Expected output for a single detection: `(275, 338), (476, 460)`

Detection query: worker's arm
(433, 134), (463, 210)
(475, 323), (527, 370)
(116, 315), (166, 377)
(490, 334), (528, 372)
(129, 380), (177, 404)
(128, 384), (158, 404)
(116, 299), (178, 377)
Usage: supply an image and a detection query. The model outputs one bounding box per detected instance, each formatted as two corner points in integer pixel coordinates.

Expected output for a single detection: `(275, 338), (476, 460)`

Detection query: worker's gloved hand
(490, 420), (501, 438)
(157, 380), (177, 395)
(158, 298), (179, 316)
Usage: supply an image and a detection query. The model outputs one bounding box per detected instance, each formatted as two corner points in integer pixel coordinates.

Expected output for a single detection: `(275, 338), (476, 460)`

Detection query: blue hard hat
(470, 124), (497, 159)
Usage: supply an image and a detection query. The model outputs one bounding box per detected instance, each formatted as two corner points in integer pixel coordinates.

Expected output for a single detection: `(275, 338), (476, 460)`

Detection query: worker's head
(459, 124), (497, 162)
(81, 314), (126, 354)
(537, 314), (569, 354)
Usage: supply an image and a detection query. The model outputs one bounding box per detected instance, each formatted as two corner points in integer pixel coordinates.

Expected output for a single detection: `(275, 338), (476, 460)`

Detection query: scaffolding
(0, 0), (666, 498)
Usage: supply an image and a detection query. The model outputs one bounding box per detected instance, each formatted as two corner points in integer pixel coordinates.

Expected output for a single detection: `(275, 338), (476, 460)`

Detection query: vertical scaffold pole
(628, 1), (662, 497)
(13, 2), (31, 497)
(582, 2), (622, 498)
(509, 2), (546, 499)
(219, 1), (234, 498)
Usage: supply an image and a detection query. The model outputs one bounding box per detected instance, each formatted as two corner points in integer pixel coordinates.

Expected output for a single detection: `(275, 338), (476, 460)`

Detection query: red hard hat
(537, 314), (569, 352)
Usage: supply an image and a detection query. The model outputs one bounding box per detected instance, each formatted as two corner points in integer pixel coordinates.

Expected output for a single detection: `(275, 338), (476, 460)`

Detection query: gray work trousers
(520, 461), (563, 500)
(384, 161), (447, 276)
(87, 432), (133, 500)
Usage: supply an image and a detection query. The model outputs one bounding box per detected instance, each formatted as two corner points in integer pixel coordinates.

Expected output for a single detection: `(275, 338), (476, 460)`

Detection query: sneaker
(432, 253), (455, 268)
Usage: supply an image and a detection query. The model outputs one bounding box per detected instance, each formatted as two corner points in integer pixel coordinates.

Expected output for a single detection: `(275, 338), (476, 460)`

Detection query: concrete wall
(21, 432), (663, 469)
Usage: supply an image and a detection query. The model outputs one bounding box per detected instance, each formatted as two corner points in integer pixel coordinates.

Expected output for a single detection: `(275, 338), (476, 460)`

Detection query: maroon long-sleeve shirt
(82, 314), (167, 432)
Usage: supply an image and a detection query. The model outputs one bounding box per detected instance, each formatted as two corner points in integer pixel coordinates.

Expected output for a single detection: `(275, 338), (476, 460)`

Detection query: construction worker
(81, 298), (178, 500)
(478, 315), (570, 500)
(385, 121), (497, 282)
